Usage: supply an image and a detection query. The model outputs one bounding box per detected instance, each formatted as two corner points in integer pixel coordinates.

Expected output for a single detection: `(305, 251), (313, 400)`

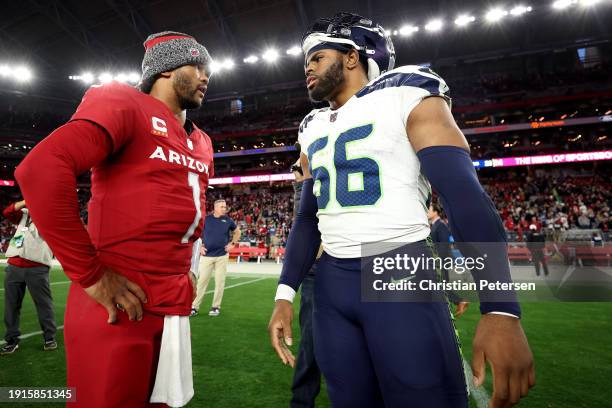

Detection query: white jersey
(298, 65), (451, 258)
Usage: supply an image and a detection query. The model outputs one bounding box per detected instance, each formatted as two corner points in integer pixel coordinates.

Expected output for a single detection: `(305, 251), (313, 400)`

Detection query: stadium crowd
(483, 171), (611, 242)
(1, 167), (610, 254)
(206, 188), (295, 250)
(1, 50), (610, 250)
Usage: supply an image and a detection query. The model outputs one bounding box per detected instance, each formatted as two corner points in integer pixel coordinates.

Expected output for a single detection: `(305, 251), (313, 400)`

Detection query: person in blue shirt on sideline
(192, 199), (241, 317)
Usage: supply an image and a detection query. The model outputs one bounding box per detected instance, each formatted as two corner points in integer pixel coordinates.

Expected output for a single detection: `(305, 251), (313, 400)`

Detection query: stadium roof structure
(1, 0), (611, 103)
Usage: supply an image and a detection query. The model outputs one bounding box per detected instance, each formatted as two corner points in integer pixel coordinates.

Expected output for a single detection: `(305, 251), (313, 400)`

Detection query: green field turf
(1, 266), (612, 407)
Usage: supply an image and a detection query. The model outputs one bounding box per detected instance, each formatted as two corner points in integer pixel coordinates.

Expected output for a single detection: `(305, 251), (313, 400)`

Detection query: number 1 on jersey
(182, 171), (202, 243)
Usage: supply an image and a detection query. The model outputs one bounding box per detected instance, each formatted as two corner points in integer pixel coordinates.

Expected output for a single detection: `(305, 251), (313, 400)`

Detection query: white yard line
(0, 277), (269, 345)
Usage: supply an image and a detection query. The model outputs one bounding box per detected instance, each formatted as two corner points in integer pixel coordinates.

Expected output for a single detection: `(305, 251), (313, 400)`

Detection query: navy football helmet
(301, 12), (396, 81)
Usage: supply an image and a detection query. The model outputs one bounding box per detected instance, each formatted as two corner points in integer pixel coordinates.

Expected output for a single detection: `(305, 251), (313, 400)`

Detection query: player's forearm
(14, 200), (26, 211)
(276, 178), (321, 302)
(14, 121), (112, 287)
(417, 146), (521, 317)
(232, 229), (241, 244)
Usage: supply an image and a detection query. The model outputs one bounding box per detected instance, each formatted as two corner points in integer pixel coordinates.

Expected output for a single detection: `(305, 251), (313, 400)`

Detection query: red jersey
(16, 82), (214, 315)
(73, 82), (213, 314)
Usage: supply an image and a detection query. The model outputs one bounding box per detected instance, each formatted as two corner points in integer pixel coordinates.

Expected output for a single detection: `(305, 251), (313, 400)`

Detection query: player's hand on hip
(268, 300), (295, 367)
(200, 245), (207, 255)
(471, 314), (535, 408)
(84, 268), (148, 324)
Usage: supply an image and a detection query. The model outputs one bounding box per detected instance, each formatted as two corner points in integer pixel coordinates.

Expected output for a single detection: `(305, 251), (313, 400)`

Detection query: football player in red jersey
(15, 31), (215, 407)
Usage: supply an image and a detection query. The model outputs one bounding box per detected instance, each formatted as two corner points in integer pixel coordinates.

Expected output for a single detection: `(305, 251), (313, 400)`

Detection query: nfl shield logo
(330, 112), (338, 122)
(190, 48), (200, 57)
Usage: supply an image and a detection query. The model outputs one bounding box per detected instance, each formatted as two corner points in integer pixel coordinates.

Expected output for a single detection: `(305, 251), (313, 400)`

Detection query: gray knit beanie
(141, 31), (212, 85)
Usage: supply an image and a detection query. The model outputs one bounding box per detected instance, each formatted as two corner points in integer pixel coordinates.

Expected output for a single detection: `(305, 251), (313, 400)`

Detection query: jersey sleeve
(14, 120), (114, 287)
(357, 65), (451, 125)
(70, 83), (136, 153)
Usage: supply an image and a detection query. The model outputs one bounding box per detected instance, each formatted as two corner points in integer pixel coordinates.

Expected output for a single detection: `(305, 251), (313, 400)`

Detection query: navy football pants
(313, 248), (468, 408)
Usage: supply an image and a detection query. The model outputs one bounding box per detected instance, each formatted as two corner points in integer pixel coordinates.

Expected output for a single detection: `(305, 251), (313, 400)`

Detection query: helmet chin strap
(367, 58), (381, 81)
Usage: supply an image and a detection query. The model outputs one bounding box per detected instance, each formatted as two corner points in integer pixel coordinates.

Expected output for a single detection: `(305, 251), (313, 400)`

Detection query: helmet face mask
(302, 12), (396, 81)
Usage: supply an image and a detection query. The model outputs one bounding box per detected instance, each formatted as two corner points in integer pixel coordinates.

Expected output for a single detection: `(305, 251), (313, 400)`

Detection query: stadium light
(99, 73), (113, 83)
(553, 0), (576, 9)
(485, 8), (509, 22)
(454, 14), (476, 27)
(286, 46), (301, 56)
(0, 65), (32, 82)
(209, 61), (221, 74)
(82, 72), (94, 83)
(424, 19), (443, 32)
(0, 65), (11, 77)
(13, 66), (32, 82)
(262, 48), (280, 63)
(510, 5), (533, 16)
(127, 72), (140, 83)
(69, 71), (136, 84)
(210, 58), (235, 74)
(57, 3), (610, 80)
(223, 59), (235, 70)
(399, 25), (419, 36)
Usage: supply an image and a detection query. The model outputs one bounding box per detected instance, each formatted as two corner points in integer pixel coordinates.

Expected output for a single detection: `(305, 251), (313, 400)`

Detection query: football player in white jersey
(269, 12), (535, 408)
